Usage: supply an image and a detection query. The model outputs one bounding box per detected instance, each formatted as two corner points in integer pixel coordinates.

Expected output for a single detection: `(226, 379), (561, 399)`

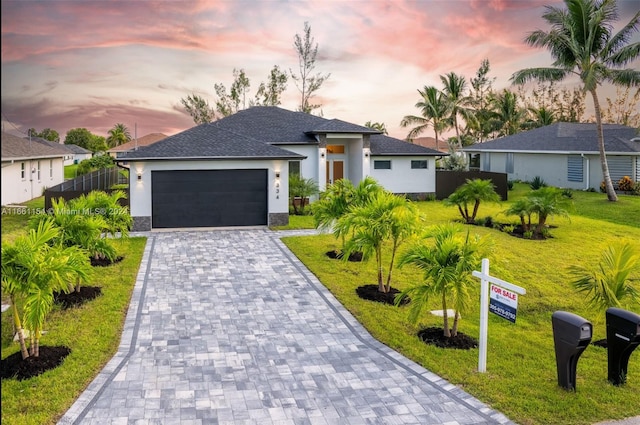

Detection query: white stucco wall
(127, 159), (289, 218)
(368, 156), (436, 194)
(1, 157), (64, 205)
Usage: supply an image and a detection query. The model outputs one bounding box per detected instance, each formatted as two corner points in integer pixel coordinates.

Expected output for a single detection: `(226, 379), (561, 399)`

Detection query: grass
(281, 184), (640, 425)
(1, 198), (147, 425)
(271, 213), (315, 230)
(64, 164), (78, 179)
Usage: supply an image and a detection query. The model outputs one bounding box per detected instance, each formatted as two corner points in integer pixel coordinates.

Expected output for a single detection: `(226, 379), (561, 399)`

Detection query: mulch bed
(417, 327), (478, 349)
(355, 284), (410, 306)
(53, 285), (102, 309)
(326, 250), (363, 262)
(90, 256), (124, 267)
(1, 346), (71, 380)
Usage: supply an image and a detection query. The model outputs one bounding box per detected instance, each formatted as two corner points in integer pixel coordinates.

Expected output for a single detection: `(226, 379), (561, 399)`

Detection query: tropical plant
(181, 93), (216, 124)
(529, 176), (547, 190)
(503, 198), (535, 232)
(106, 123), (131, 148)
(76, 154), (115, 176)
(364, 121), (388, 135)
(440, 72), (474, 151)
(291, 21), (331, 113)
(338, 192), (419, 293)
(400, 85), (451, 151)
(491, 89), (527, 136)
(83, 190), (132, 237)
(617, 176), (634, 192)
(571, 242), (640, 311)
(511, 0), (640, 202)
(289, 174), (319, 215)
(528, 186), (572, 235)
(396, 224), (491, 338)
(1, 219), (92, 359)
(443, 179), (501, 224)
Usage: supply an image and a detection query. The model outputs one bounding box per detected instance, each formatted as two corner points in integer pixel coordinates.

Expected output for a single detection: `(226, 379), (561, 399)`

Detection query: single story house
(118, 106), (445, 231)
(1, 132), (67, 205)
(108, 133), (168, 159)
(63, 144), (92, 165)
(462, 122), (639, 191)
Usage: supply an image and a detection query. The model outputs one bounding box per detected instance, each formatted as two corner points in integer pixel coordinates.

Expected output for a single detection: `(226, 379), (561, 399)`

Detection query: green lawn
(282, 186), (640, 425)
(64, 164), (78, 179)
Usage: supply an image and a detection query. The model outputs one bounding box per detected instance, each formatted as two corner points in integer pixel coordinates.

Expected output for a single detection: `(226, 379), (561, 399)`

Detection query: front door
(326, 160), (344, 185)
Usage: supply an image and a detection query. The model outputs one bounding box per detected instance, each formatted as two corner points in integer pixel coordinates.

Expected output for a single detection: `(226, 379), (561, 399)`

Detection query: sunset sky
(1, 0), (638, 142)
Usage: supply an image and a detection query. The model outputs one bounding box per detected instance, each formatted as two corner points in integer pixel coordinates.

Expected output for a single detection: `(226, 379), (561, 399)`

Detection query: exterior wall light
(275, 171), (281, 179)
(137, 172), (142, 181)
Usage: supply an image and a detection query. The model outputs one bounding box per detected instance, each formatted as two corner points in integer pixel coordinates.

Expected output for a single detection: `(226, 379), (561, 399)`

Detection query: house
(108, 133), (168, 159)
(1, 132), (68, 205)
(462, 122), (640, 191)
(118, 106), (445, 231)
(63, 144), (92, 165)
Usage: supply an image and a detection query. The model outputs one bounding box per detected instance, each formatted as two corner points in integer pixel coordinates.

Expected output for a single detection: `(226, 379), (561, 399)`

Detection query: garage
(151, 169), (268, 228)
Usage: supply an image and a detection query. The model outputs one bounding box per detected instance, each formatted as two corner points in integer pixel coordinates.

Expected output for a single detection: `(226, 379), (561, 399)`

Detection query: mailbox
(551, 311), (592, 391)
(606, 307), (640, 385)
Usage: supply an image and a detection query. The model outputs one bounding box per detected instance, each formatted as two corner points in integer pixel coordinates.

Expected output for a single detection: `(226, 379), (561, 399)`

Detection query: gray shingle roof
(463, 123), (639, 153)
(118, 106), (445, 160)
(121, 123), (305, 160)
(64, 144), (92, 154)
(1, 132), (69, 160)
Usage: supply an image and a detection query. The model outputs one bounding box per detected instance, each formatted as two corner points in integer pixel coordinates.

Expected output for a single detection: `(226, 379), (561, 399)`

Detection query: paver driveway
(59, 229), (514, 425)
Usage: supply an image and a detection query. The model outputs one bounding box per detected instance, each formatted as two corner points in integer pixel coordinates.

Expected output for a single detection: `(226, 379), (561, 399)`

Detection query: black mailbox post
(551, 311), (592, 391)
(606, 307), (640, 386)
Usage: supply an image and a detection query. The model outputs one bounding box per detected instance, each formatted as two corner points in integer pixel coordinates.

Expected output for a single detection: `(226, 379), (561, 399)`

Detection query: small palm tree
(364, 121), (388, 135)
(443, 179), (501, 224)
(527, 186), (571, 235)
(289, 174), (319, 215)
(503, 198), (534, 232)
(339, 192), (419, 293)
(571, 242), (640, 311)
(511, 0), (640, 202)
(83, 190), (133, 237)
(2, 220), (92, 358)
(397, 224), (491, 338)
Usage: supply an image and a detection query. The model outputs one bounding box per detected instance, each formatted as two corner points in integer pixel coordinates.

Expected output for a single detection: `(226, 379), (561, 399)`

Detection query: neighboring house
(63, 144), (92, 165)
(412, 136), (450, 154)
(1, 132), (67, 205)
(118, 106), (445, 231)
(108, 133), (168, 159)
(462, 122), (640, 191)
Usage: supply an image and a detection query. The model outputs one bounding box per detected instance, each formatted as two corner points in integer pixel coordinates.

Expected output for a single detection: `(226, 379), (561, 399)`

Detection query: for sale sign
(489, 284), (518, 323)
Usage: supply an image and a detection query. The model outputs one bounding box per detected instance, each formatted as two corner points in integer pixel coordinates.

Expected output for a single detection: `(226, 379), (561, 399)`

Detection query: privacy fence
(435, 171), (508, 201)
(45, 167), (129, 210)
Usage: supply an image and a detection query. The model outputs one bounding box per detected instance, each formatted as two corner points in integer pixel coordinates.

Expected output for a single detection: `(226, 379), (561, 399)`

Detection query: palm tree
(527, 106), (556, 129)
(571, 242), (639, 311)
(106, 123), (132, 148)
(397, 224), (491, 338)
(400, 86), (451, 151)
(491, 89), (526, 136)
(289, 174), (319, 215)
(443, 179), (501, 224)
(511, 0), (640, 202)
(440, 72), (474, 151)
(528, 186), (572, 236)
(364, 121), (388, 135)
(2, 220), (92, 358)
(503, 198), (535, 232)
(339, 191), (419, 293)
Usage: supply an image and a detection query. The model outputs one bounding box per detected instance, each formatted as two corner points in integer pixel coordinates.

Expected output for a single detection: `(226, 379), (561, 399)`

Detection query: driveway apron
(59, 229), (514, 425)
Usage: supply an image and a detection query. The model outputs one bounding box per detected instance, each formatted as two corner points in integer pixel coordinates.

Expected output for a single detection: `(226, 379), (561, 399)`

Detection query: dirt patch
(325, 250), (363, 262)
(355, 284), (410, 306)
(90, 256), (124, 267)
(53, 285), (102, 309)
(417, 327), (478, 349)
(1, 346), (71, 381)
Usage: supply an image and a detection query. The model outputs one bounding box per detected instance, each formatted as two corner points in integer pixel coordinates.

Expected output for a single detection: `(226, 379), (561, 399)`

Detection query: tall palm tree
(400, 86), (451, 151)
(106, 123), (132, 148)
(440, 72), (474, 151)
(511, 0), (640, 202)
(527, 106), (556, 129)
(491, 89), (527, 136)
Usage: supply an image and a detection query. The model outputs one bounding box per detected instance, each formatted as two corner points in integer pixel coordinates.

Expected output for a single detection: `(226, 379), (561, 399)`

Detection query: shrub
(617, 176), (634, 192)
(561, 188), (573, 199)
(600, 181), (607, 193)
(507, 180), (515, 190)
(529, 176), (547, 190)
(77, 155), (115, 176)
(632, 182), (640, 196)
(502, 224), (515, 234)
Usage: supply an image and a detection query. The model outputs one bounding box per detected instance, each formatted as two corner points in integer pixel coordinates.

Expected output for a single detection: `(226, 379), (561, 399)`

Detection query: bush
(633, 182), (640, 196)
(561, 188), (573, 199)
(507, 180), (515, 190)
(618, 176), (634, 192)
(77, 155), (115, 176)
(529, 176), (547, 190)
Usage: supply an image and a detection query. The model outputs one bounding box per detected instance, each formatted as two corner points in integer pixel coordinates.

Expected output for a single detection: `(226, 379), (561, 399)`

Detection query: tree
(400, 86), (451, 151)
(518, 82), (586, 123)
(397, 224), (491, 338)
(571, 242), (640, 311)
(106, 123), (131, 148)
(181, 94), (216, 124)
(491, 89), (527, 136)
(291, 21), (331, 113)
(339, 191), (419, 293)
(441, 72), (474, 151)
(1, 219), (92, 358)
(364, 121), (388, 135)
(600, 87), (640, 127)
(526, 106), (556, 129)
(468, 59), (497, 142)
(443, 179), (501, 224)
(527, 186), (572, 236)
(511, 0), (640, 202)
(64, 128), (94, 150)
(253, 65), (288, 107)
(214, 68), (251, 117)
(289, 173), (319, 215)
(28, 128), (60, 143)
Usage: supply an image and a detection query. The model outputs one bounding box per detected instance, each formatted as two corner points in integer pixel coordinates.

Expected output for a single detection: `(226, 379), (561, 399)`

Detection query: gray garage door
(151, 169), (268, 228)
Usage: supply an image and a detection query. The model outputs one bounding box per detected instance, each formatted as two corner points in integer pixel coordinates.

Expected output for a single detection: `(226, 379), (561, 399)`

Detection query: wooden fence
(45, 167), (129, 210)
(435, 170), (508, 201)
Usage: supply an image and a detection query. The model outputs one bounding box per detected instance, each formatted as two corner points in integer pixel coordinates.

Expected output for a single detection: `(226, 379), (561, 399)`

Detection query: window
(21, 162), (26, 180)
(326, 145), (345, 154)
(567, 155), (583, 182)
(468, 154), (480, 169)
(289, 160), (301, 177)
(411, 160), (428, 169)
(506, 153), (514, 174)
(374, 160), (391, 170)
(49, 160), (53, 178)
(37, 161), (41, 181)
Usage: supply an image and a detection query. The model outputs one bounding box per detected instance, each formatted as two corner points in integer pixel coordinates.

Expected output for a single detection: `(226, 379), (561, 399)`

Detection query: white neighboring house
(117, 106), (445, 231)
(463, 122), (640, 191)
(63, 144), (92, 166)
(1, 132), (67, 205)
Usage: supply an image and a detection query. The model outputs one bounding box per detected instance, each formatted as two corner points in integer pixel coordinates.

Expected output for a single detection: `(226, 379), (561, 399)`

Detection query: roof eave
(116, 154), (307, 162)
